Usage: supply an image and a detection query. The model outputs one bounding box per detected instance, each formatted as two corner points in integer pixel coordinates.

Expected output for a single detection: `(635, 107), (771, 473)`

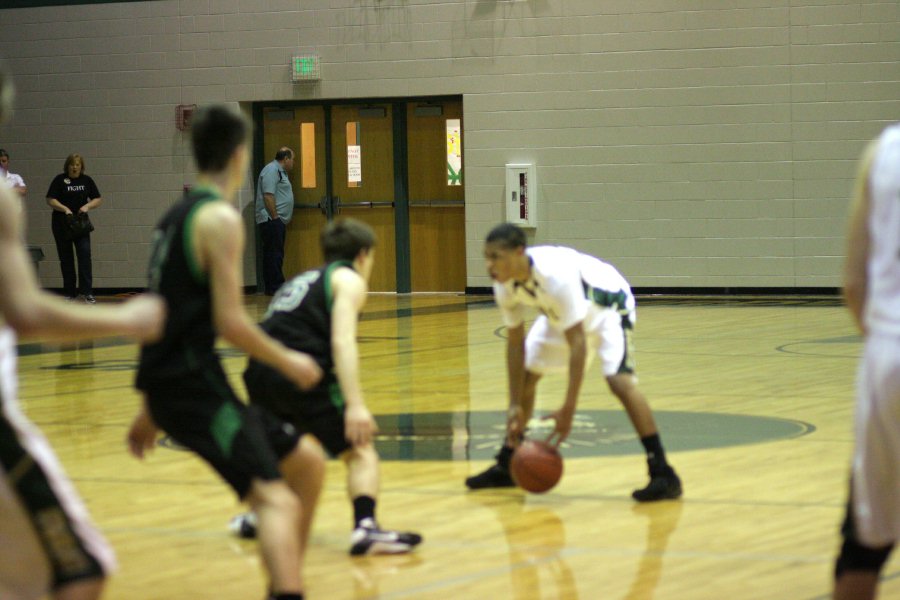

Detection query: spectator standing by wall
(45, 154), (102, 303)
(255, 147), (295, 295)
(0, 149), (26, 198)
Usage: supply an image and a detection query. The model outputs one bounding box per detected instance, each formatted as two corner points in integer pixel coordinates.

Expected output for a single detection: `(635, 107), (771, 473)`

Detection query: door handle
(409, 200), (464, 207)
(354, 201), (395, 208)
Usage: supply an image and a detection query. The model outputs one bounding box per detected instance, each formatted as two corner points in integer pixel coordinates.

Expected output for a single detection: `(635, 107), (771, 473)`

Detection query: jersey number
(265, 270), (322, 318)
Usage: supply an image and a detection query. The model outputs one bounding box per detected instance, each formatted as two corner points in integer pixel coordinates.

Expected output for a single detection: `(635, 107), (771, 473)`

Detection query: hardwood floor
(13, 293), (894, 599)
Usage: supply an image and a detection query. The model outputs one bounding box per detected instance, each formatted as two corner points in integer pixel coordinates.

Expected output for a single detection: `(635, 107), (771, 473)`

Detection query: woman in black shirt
(46, 154), (102, 303)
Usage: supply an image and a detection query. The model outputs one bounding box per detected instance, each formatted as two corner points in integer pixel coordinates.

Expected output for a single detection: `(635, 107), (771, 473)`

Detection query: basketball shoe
(228, 512), (257, 538)
(465, 464), (515, 489)
(632, 465), (682, 502)
(465, 445), (516, 489)
(349, 518), (423, 556)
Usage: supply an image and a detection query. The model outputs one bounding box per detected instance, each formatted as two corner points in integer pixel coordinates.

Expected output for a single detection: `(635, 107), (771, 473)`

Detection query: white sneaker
(349, 518), (423, 556)
(228, 512), (257, 539)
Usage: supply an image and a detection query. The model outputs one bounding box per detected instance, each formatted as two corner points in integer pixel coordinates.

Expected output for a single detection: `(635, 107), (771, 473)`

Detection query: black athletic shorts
(244, 360), (351, 458)
(142, 363), (302, 499)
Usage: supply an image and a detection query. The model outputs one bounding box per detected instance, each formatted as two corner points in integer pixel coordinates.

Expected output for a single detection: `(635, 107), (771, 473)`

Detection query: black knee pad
(835, 537), (893, 577)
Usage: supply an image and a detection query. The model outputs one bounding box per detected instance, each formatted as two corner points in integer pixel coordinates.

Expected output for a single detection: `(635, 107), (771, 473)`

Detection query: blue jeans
(259, 218), (286, 295)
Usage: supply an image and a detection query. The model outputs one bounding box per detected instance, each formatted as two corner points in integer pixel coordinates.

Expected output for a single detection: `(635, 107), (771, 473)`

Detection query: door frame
(252, 95), (461, 293)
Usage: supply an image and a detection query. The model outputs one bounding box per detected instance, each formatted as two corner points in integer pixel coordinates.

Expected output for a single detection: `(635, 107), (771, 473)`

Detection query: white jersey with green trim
(865, 123), (900, 336)
(493, 246), (634, 332)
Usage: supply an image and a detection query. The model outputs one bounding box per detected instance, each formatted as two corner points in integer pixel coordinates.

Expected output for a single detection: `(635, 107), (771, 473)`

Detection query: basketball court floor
(14, 293), (897, 599)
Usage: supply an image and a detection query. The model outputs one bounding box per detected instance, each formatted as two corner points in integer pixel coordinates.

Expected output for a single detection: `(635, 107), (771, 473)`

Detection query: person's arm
(844, 139), (878, 334)
(538, 262), (589, 444)
(45, 176), (71, 214)
(80, 196), (102, 212)
(505, 322), (527, 444)
(263, 193), (277, 220)
(79, 177), (102, 212)
(195, 202), (321, 389)
(259, 165), (278, 219)
(127, 396), (158, 460)
(331, 267), (377, 447)
(0, 187), (163, 342)
(11, 174), (25, 197)
(46, 197), (71, 214)
(544, 322), (586, 444)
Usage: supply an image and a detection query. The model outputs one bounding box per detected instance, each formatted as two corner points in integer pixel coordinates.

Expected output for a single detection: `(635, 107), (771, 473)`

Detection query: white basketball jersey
(864, 123), (900, 335)
(0, 326), (19, 415)
(494, 246), (634, 332)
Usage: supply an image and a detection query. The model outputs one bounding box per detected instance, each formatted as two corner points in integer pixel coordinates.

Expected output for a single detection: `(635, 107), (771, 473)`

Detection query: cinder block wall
(0, 0), (897, 290)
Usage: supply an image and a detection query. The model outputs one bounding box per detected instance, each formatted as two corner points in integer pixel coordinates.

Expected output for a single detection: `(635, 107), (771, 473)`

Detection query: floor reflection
(467, 494), (579, 600)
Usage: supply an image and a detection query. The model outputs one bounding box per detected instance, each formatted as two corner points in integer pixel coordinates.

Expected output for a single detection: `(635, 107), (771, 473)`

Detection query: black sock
(269, 593), (303, 600)
(496, 443), (515, 470)
(353, 495), (376, 528)
(639, 434), (669, 472)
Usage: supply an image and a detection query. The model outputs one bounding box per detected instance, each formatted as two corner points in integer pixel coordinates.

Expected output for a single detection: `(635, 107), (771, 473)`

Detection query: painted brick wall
(0, 0), (897, 289)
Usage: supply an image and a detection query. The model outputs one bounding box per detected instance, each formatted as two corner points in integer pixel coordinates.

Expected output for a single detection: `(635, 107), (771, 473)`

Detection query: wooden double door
(256, 98), (465, 292)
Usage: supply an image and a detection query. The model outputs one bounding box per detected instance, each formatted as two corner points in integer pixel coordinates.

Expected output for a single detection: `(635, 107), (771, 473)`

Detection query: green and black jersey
(136, 185), (221, 389)
(254, 260), (353, 374)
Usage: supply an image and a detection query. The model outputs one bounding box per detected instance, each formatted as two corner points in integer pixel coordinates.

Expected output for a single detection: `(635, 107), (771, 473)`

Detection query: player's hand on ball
(511, 439), (564, 493)
(542, 405), (575, 446)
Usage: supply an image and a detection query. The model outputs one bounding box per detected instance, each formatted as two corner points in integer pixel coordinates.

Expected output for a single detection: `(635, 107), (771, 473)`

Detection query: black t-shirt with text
(46, 173), (100, 222)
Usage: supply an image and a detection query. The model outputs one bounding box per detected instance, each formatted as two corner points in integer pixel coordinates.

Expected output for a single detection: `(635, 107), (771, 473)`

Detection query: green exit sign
(291, 55), (320, 82)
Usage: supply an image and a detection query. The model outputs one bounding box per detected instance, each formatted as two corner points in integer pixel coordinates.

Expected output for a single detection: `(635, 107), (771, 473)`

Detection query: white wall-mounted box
(505, 163), (537, 228)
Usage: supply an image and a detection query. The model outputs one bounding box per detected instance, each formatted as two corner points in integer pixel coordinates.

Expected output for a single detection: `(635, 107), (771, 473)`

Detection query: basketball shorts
(143, 365), (301, 500)
(525, 309), (636, 377)
(244, 360), (351, 458)
(0, 400), (114, 599)
(849, 331), (900, 547)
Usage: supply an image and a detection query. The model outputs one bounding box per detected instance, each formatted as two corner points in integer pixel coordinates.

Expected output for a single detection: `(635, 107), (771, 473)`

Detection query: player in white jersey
(465, 223), (682, 501)
(833, 124), (900, 600)
(0, 64), (164, 600)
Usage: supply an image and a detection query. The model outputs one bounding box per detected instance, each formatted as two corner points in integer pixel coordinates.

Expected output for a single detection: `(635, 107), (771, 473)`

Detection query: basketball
(510, 440), (563, 493)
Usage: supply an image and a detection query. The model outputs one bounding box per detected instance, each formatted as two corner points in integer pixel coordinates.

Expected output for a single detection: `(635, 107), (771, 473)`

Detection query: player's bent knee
(299, 435), (327, 462)
(249, 480), (300, 513)
(835, 537), (893, 577)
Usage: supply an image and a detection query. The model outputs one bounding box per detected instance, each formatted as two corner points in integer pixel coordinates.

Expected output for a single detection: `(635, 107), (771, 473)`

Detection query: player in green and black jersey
(127, 105), (324, 600)
(231, 218), (422, 556)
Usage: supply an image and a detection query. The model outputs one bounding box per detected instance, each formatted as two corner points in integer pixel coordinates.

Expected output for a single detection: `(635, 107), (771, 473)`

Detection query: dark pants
(259, 218), (286, 295)
(51, 220), (92, 297)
